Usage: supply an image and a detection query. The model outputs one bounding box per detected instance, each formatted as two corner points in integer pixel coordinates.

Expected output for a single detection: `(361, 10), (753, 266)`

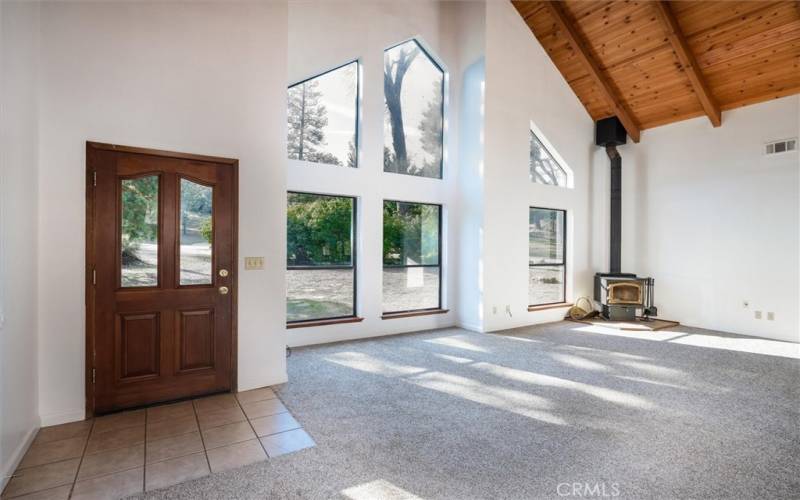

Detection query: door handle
(218, 286), (229, 295)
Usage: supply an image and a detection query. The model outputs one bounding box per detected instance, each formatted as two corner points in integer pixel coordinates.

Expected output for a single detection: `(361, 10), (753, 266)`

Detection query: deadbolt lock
(219, 269), (229, 277)
(218, 286), (229, 295)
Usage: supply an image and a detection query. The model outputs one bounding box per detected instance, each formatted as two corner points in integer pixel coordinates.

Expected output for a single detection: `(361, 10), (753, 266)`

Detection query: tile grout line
(67, 417), (96, 499)
(239, 393), (272, 458)
(192, 399), (214, 475)
(10, 395), (290, 499)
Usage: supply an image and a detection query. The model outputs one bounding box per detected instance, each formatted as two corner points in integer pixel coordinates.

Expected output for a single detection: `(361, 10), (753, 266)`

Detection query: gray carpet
(135, 321), (800, 499)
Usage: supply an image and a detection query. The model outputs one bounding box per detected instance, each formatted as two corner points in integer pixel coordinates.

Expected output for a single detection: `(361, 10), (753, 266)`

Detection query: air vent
(765, 138), (797, 155)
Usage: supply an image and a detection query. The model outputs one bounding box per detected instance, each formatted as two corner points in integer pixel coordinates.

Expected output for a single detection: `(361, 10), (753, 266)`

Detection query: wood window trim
(381, 309), (449, 320)
(528, 302), (572, 312)
(287, 316), (364, 329)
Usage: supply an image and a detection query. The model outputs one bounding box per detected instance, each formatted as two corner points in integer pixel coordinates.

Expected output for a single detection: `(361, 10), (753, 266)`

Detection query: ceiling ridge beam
(653, 1), (721, 127)
(543, 1), (641, 142)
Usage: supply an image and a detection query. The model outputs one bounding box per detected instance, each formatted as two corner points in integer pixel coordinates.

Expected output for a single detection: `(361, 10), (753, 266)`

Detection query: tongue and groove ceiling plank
(512, 0), (800, 135)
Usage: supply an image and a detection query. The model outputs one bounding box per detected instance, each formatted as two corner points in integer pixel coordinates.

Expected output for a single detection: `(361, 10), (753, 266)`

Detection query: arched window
(383, 39), (444, 179)
(530, 129), (570, 188)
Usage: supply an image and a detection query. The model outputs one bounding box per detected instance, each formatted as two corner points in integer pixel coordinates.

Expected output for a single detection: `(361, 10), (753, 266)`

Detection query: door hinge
(93, 171), (97, 186)
(92, 368), (96, 384)
(92, 268), (96, 285)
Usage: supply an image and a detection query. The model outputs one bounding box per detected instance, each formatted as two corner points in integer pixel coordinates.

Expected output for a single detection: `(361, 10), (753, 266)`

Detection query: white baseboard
(40, 409), (85, 427)
(1, 422), (39, 492)
(457, 321), (484, 333)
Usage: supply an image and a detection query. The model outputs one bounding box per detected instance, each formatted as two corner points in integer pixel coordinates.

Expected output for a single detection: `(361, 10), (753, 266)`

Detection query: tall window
(529, 207), (566, 306)
(530, 130), (568, 187)
(287, 61), (359, 167)
(383, 201), (442, 313)
(384, 40), (444, 179)
(287, 193), (356, 323)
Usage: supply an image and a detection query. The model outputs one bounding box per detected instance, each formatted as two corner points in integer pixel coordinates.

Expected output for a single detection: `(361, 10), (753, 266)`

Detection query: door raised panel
(117, 312), (160, 381)
(176, 309), (215, 373)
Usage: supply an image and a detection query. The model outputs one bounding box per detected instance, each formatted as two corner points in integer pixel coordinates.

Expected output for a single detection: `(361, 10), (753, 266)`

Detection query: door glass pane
(179, 179), (213, 285)
(121, 175), (159, 287)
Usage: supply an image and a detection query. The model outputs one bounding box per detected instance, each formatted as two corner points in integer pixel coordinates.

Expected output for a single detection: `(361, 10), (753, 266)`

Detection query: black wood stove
(594, 117), (657, 321)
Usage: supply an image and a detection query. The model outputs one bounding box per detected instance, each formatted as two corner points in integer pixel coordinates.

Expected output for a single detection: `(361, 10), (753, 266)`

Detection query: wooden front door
(87, 142), (237, 414)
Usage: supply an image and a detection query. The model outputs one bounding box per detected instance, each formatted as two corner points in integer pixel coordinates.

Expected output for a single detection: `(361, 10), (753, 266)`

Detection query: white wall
(596, 97), (800, 342)
(0, 0), (41, 486)
(285, 0), (485, 346)
(453, 3), (486, 333)
(36, 1), (289, 425)
(478, 0), (595, 332)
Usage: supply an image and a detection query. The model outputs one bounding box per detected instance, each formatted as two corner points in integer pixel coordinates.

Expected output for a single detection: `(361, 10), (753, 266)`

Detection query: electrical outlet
(505, 305), (512, 317)
(244, 257), (264, 270)
(742, 300), (749, 308)
(492, 306), (497, 315)
(767, 312), (775, 321)
(755, 310), (762, 319)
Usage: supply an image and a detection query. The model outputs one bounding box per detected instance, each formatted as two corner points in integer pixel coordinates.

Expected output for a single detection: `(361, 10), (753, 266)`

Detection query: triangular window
(530, 130), (569, 187)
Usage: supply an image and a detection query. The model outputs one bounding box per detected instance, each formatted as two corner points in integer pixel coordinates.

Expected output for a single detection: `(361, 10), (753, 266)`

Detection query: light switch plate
(244, 257), (264, 270)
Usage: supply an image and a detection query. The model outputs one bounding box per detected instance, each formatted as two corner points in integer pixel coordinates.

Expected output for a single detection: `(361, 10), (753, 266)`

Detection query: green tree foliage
(180, 180), (212, 243)
(121, 176), (158, 257)
(181, 180), (211, 214)
(200, 218), (213, 244)
(287, 79), (342, 166)
(287, 193), (353, 266)
(383, 202), (439, 266)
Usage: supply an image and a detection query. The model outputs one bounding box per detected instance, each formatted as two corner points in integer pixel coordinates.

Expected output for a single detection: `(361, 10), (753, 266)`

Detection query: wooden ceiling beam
(542, 1), (641, 142)
(653, 1), (722, 127)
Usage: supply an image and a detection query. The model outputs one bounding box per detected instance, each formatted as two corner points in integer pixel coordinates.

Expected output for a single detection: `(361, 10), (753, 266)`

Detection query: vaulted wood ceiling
(512, 1), (800, 142)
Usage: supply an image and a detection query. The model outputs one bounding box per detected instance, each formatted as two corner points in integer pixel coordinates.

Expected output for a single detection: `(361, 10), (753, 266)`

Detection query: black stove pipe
(595, 116), (627, 275)
(607, 145), (622, 274)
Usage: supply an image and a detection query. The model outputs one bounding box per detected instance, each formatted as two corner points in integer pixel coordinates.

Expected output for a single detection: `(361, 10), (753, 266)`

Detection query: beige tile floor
(2, 387), (315, 499)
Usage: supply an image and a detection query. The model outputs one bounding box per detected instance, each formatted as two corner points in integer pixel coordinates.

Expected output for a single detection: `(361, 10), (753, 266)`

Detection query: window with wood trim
(287, 61), (359, 167)
(383, 39), (444, 179)
(383, 201), (442, 313)
(529, 207), (566, 306)
(287, 192), (356, 323)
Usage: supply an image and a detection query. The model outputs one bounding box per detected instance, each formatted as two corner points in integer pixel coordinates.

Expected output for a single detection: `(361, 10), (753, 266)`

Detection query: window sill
(287, 316), (364, 329)
(381, 309), (449, 320)
(527, 302), (572, 312)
